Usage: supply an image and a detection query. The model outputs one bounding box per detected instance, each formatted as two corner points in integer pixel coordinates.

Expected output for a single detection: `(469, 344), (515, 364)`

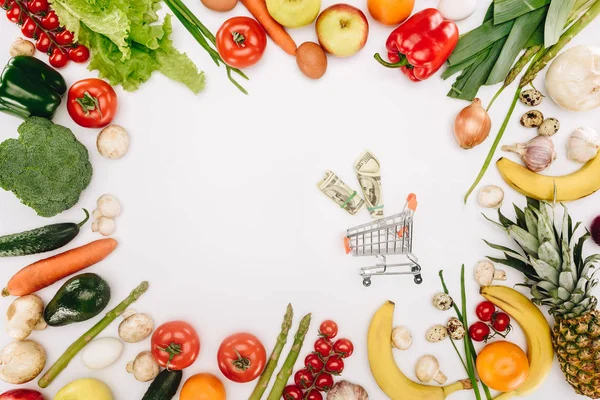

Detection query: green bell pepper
(0, 55), (67, 120)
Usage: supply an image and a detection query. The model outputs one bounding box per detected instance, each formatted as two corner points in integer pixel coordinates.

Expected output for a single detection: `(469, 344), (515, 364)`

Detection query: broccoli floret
(0, 117), (93, 217)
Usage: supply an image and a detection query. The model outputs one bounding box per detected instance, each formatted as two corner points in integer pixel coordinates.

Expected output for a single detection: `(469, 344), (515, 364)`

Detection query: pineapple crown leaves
(483, 197), (599, 318)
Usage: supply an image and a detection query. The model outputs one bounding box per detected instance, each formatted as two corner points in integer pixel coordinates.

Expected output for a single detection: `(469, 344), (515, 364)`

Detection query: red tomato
(319, 320), (338, 339)
(333, 338), (354, 358)
(476, 301), (496, 322)
(492, 312), (511, 332)
(55, 30), (74, 46)
(49, 47), (69, 68)
(67, 78), (117, 128)
(282, 385), (303, 400)
(26, 0), (47, 14)
(305, 353), (324, 374)
(0, 389), (45, 400)
(314, 373), (334, 392)
(294, 368), (314, 389)
(40, 11), (59, 30)
(36, 31), (51, 52)
(69, 44), (90, 63)
(469, 322), (491, 342)
(20, 17), (38, 38)
(314, 338), (333, 358)
(217, 332), (266, 383)
(216, 16), (266, 69)
(306, 389), (323, 400)
(151, 321), (200, 370)
(6, 4), (21, 23)
(325, 355), (344, 374)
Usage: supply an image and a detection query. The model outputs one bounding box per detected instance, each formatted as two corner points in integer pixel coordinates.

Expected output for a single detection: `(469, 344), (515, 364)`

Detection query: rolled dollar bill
(354, 150), (383, 218)
(317, 170), (365, 215)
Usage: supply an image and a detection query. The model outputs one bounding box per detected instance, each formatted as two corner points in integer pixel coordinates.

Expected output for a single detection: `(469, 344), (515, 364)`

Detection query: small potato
(0, 340), (46, 384)
(296, 42), (328, 80)
(201, 0), (237, 12)
(119, 313), (154, 343)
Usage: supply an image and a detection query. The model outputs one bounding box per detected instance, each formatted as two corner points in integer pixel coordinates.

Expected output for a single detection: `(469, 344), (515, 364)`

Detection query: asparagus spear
(249, 304), (294, 400)
(266, 313), (312, 400)
(38, 281), (149, 388)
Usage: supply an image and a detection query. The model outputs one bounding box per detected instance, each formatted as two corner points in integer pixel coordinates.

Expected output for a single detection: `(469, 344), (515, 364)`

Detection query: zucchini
(44, 273), (111, 326)
(0, 209), (89, 257)
(142, 369), (182, 400)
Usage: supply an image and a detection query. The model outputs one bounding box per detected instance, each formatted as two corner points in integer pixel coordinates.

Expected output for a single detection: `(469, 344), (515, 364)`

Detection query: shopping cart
(344, 194), (422, 287)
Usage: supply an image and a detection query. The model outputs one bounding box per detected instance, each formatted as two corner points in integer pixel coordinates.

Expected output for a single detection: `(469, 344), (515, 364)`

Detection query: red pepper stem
(374, 53), (411, 69)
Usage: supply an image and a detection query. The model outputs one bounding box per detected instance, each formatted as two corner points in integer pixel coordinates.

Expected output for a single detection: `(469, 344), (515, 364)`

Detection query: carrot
(2, 238), (118, 297)
(240, 0), (297, 56)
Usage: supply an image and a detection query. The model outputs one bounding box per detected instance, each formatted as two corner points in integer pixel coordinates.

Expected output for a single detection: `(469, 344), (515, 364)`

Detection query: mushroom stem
(434, 370), (448, 384)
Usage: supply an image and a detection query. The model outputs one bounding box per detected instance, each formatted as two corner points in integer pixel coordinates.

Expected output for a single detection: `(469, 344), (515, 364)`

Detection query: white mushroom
(391, 326), (412, 350)
(415, 355), (447, 384)
(96, 194), (121, 218)
(92, 208), (104, 220)
(477, 185), (504, 208)
(91, 221), (99, 232)
(447, 317), (466, 340)
(97, 125), (130, 159)
(127, 351), (159, 382)
(9, 38), (35, 57)
(6, 295), (45, 340)
(475, 260), (507, 286)
(122, 308), (138, 319)
(425, 325), (448, 343)
(118, 313), (154, 343)
(432, 293), (453, 311)
(0, 340), (46, 384)
(97, 217), (116, 236)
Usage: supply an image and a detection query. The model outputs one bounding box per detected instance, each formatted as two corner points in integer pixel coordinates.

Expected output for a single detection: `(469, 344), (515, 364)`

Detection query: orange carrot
(3, 238), (118, 296)
(240, 0), (297, 56)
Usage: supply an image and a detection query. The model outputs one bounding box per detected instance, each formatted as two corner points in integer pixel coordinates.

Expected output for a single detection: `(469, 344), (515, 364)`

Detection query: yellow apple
(266, 0), (321, 28)
(54, 378), (113, 400)
(316, 4), (369, 58)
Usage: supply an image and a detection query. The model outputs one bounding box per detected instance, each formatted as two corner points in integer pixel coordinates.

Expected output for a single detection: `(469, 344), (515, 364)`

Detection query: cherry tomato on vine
(68, 44), (90, 63)
(54, 30), (74, 46)
(305, 353), (324, 374)
(294, 368), (314, 389)
(315, 373), (334, 392)
(314, 338), (333, 358)
(40, 10), (59, 30)
(333, 338), (354, 358)
(492, 312), (511, 332)
(35, 31), (51, 52)
(67, 78), (118, 127)
(325, 355), (344, 374)
(475, 301), (496, 322)
(319, 320), (338, 339)
(6, 4), (21, 23)
(151, 321), (200, 370)
(20, 17), (38, 38)
(49, 47), (69, 68)
(216, 16), (266, 69)
(217, 332), (266, 383)
(469, 322), (491, 342)
(306, 389), (323, 400)
(26, 0), (47, 14)
(282, 385), (303, 400)
(0, 0), (10, 8)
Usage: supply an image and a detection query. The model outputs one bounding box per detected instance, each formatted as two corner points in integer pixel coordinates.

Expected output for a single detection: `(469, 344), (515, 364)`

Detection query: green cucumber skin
(142, 370), (183, 400)
(44, 273), (111, 327)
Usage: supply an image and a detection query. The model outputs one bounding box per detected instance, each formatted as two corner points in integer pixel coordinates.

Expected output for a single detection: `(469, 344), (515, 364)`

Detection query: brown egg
(296, 42), (328, 80)
(201, 0), (237, 12)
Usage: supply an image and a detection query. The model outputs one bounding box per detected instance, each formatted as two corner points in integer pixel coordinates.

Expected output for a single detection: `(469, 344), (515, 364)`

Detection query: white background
(1, 0), (600, 398)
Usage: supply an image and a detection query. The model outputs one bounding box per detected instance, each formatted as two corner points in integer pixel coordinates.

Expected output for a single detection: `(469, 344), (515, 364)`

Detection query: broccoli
(0, 117), (93, 217)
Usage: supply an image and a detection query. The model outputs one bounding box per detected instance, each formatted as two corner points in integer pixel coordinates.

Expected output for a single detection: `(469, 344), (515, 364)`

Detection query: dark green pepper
(0, 55), (67, 120)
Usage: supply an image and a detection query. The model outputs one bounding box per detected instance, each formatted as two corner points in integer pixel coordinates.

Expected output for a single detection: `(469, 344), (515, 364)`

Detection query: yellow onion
(453, 98), (492, 149)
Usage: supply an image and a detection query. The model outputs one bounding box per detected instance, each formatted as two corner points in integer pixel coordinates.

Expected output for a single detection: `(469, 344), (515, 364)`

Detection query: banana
(496, 155), (600, 201)
(368, 301), (471, 400)
(481, 286), (554, 400)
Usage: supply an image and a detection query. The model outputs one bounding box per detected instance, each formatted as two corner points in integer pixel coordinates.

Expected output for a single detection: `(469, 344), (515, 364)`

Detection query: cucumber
(44, 273), (111, 326)
(142, 369), (182, 400)
(0, 209), (89, 257)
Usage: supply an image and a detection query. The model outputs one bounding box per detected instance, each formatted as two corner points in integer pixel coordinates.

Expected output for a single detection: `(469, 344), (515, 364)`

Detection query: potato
(0, 340), (46, 384)
(296, 42), (328, 79)
(54, 378), (113, 400)
(201, 0), (237, 12)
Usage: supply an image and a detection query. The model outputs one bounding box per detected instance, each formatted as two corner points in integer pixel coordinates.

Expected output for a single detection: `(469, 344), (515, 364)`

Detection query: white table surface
(1, 0), (599, 398)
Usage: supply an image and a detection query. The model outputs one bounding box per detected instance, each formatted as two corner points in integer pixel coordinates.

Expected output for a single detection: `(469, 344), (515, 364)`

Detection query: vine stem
(11, 0), (73, 53)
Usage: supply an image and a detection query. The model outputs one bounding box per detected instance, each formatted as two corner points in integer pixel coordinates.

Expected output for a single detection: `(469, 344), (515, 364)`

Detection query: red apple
(316, 4), (369, 57)
(0, 390), (44, 400)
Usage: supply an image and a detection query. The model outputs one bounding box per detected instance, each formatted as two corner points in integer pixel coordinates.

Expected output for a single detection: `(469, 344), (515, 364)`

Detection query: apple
(0, 389), (45, 400)
(316, 4), (369, 58)
(266, 0), (321, 28)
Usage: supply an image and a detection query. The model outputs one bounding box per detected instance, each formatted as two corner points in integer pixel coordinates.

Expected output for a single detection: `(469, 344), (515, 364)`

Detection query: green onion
(447, 19), (514, 66)
(441, 52), (482, 80)
(545, 0), (577, 47)
(494, 0), (550, 24)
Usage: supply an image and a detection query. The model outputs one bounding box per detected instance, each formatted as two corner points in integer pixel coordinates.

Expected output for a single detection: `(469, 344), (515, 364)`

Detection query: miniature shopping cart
(344, 194), (422, 287)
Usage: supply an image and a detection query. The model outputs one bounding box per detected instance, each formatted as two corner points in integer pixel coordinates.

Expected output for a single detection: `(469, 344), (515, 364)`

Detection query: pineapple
(485, 197), (600, 398)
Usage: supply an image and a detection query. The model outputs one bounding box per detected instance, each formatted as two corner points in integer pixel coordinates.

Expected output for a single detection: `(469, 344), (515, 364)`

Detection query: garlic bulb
(502, 136), (556, 172)
(546, 45), (600, 112)
(327, 380), (369, 400)
(567, 127), (600, 163)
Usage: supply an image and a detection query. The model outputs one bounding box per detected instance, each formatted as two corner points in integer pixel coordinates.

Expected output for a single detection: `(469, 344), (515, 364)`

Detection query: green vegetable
(50, 0), (205, 93)
(0, 56), (66, 120)
(38, 281), (149, 388)
(0, 209), (89, 257)
(447, 19), (514, 66)
(266, 313), (312, 400)
(249, 304), (294, 400)
(44, 273), (111, 326)
(494, 0), (550, 24)
(545, 0), (577, 47)
(0, 117), (92, 217)
(141, 369), (182, 400)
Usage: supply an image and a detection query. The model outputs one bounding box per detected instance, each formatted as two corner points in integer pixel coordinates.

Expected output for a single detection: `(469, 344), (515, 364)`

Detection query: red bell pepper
(375, 8), (459, 82)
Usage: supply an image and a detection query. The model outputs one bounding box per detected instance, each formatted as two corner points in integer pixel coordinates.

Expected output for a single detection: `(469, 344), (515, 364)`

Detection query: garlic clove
(502, 136), (556, 172)
(477, 185), (504, 208)
(567, 127), (600, 163)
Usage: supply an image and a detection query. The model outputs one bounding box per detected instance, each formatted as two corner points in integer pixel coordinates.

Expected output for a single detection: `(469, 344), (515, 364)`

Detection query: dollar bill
(354, 150), (383, 218)
(317, 171), (365, 215)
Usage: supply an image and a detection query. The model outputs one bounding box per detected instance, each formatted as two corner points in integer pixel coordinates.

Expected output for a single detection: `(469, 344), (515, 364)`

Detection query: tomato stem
(75, 91), (103, 119)
(232, 349), (251, 371)
(232, 31), (246, 47)
(12, 0), (72, 54)
(157, 342), (182, 370)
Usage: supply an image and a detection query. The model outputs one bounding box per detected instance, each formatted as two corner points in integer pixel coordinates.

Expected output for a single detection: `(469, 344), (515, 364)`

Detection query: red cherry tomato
(49, 47), (69, 68)
(54, 30), (74, 46)
(294, 368), (314, 389)
(492, 312), (511, 332)
(0, 389), (45, 400)
(304, 353), (324, 374)
(20, 17), (38, 38)
(314, 373), (334, 392)
(151, 321), (200, 370)
(217, 332), (266, 383)
(6, 4), (21, 23)
(314, 338), (333, 358)
(26, 0), (47, 14)
(319, 320), (338, 339)
(216, 16), (266, 69)
(333, 338), (354, 358)
(469, 322), (491, 342)
(0, 0), (10, 7)
(69, 44), (90, 63)
(40, 10), (59, 30)
(35, 31), (51, 52)
(475, 301), (496, 322)
(306, 389), (323, 400)
(282, 385), (303, 400)
(67, 78), (118, 128)
(325, 355), (344, 375)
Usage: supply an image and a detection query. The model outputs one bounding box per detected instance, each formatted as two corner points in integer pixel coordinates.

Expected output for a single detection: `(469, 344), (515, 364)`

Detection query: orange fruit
(476, 341), (529, 392)
(180, 373), (226, 400)
(367, 0), (414, 26)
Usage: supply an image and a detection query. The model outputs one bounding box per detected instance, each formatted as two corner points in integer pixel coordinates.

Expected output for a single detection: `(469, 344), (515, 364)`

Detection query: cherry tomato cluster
(283, 320), (354, 400)
(469, 301), (512, 342)
(1, 0), (89, 68)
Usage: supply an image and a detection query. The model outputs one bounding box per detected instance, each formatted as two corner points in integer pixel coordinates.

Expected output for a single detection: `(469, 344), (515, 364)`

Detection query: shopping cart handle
(344, 237), (351, 254)
(407, 193), (417, 212)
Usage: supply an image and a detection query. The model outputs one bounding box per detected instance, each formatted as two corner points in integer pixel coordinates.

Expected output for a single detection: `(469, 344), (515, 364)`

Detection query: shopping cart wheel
(363, 278), (372, 287)
(414, 275), (423, 284)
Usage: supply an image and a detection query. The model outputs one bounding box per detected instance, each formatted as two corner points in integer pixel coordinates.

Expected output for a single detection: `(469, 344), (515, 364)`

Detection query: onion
(453, 98), (492, 149)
